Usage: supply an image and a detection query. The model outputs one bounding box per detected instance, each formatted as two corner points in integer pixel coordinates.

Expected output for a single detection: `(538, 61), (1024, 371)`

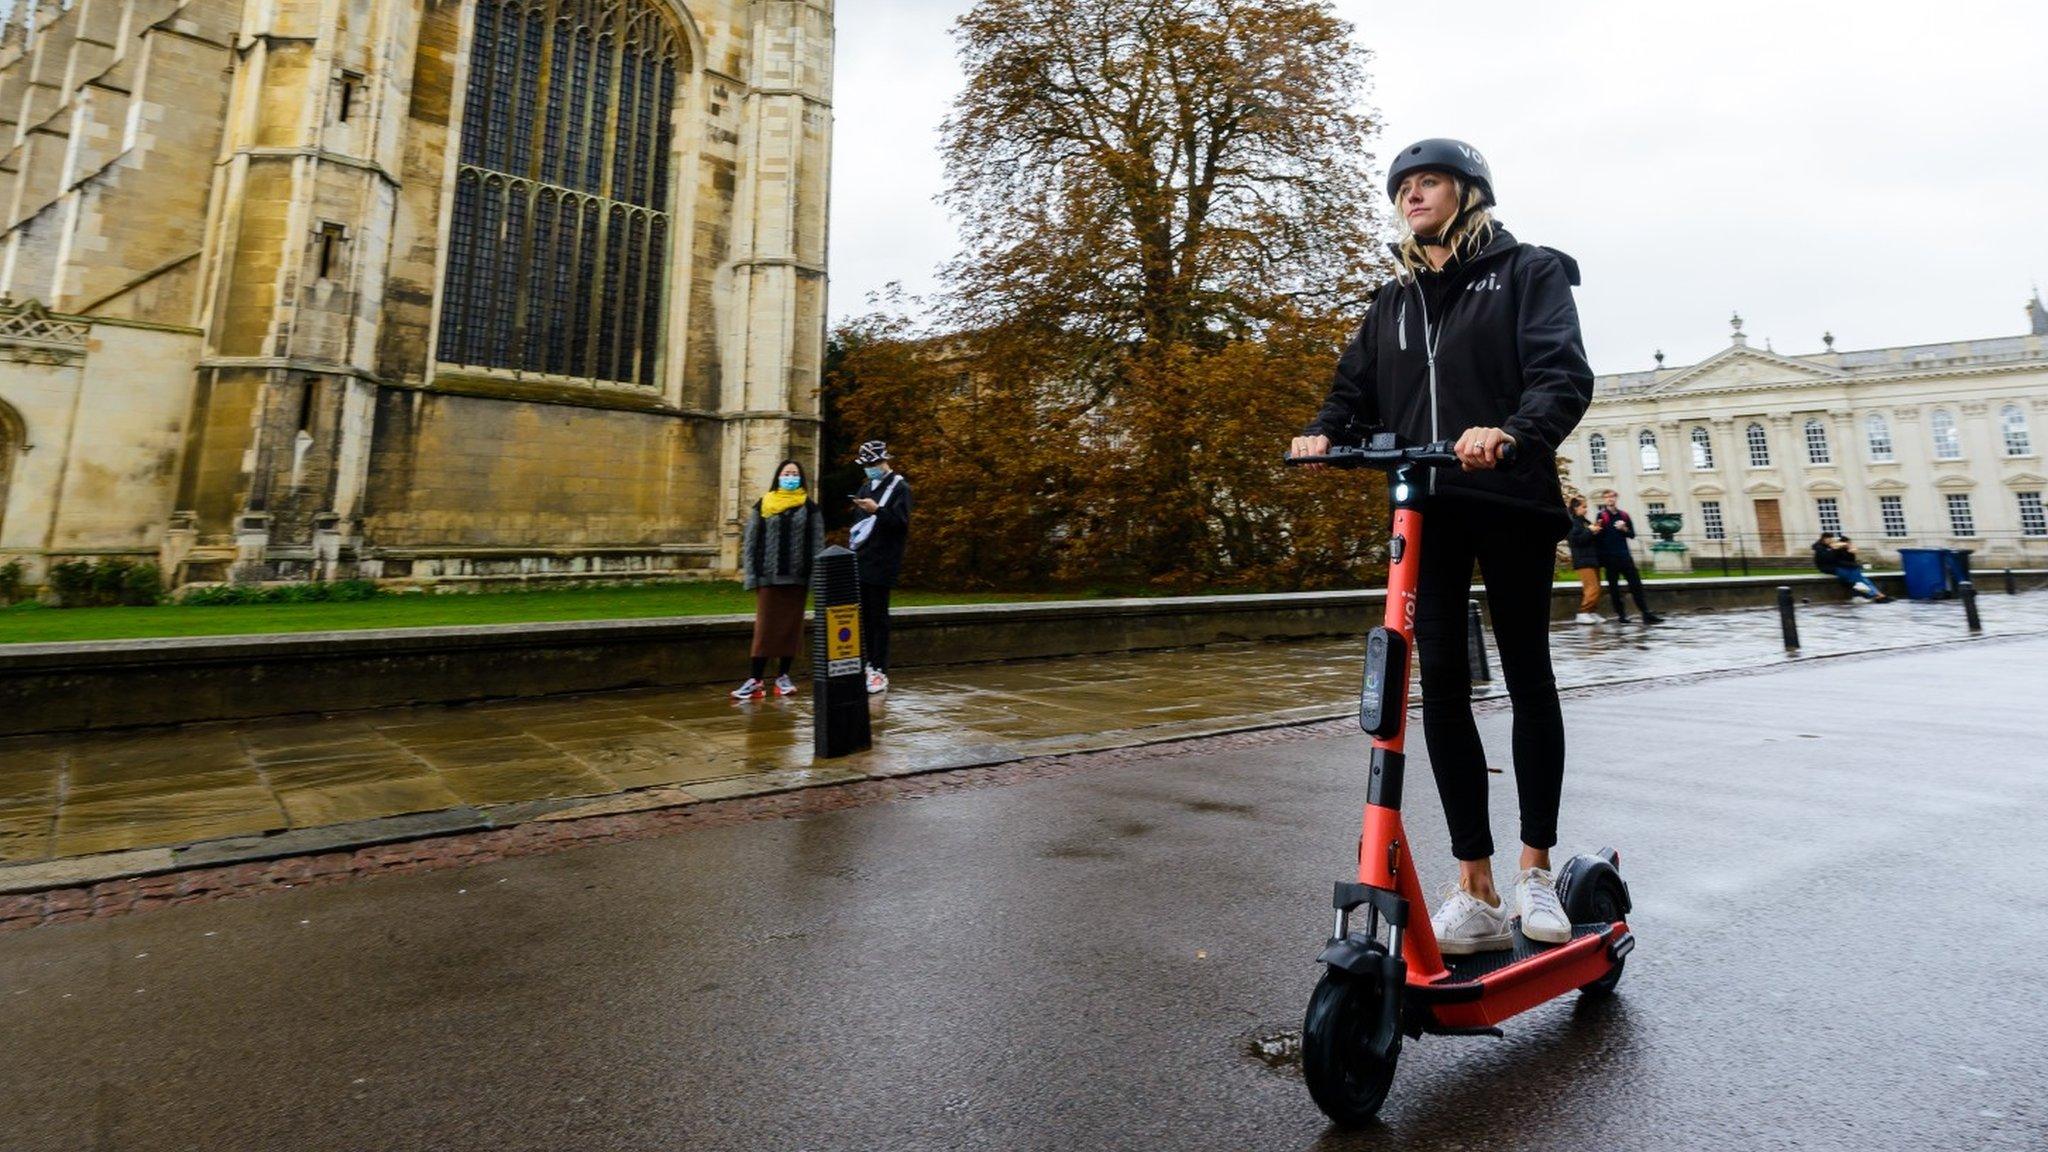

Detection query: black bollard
(2005, 568), (2017, 596)
(811, 546), (872, 758)
(1776, 585), (1799, 651)
(1467, 599), (1492, 683)
(1960, 579), (1982, 632)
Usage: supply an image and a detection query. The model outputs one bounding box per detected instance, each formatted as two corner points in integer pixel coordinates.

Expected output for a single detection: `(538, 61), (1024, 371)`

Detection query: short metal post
(2005, 568), (2017, 595)
(811, 546), (873, 758)
(1960, 580), (1982, 632)
(1467, 599), (1492, 683)
(1739, 537), (1750, 577)
(1777, 585), (1799, 651)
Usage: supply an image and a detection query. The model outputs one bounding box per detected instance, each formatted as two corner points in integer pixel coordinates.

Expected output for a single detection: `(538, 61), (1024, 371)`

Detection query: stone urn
(1646, 511), (1689, 573)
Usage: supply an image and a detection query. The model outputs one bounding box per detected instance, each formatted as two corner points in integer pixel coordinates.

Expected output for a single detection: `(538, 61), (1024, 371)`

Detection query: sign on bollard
(811, 546), (872, 758)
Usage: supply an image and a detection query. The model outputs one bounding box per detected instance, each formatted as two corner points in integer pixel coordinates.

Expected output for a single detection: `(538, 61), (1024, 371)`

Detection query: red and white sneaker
(730, 677), (767, 699)
(865, 665), (890, 695)
(773, 674), (799, 696)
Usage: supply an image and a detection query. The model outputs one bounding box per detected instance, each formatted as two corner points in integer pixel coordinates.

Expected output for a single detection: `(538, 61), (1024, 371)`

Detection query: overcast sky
(828, 0), (2048, 373)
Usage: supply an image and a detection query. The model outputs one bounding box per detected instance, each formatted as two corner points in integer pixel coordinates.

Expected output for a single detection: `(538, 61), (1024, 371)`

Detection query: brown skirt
(751, 584), (807, 659)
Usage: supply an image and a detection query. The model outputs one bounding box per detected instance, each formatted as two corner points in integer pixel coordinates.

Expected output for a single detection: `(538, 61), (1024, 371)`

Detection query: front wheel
(1301, 968), (1399, 1127)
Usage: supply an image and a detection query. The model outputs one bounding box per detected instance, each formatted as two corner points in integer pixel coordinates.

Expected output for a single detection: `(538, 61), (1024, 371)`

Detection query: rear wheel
(1301, 967), (1399, 1127)
(1566, 875), (1628, 998)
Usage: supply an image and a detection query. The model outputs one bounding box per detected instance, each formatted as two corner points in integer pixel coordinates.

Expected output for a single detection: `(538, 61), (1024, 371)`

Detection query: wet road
(4, 638), (2046, 1150)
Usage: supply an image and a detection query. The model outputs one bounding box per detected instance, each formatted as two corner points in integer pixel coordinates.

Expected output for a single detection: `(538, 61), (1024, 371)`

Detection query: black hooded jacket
(1305, 228), (1594, 532)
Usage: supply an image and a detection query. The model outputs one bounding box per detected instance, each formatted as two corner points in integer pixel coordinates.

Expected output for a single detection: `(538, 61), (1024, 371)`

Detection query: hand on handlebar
(1454, 427), (1516, 471)
(1289, 433), (1331, 469)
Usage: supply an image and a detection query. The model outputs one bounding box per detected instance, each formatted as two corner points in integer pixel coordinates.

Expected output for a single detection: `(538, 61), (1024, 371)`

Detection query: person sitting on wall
(1811, 533), (1889, 602)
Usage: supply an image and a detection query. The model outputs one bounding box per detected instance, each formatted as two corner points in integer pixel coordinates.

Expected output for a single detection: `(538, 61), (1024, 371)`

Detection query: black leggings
(1413, 498), (1565, 862)
(860, 583), (893, 672)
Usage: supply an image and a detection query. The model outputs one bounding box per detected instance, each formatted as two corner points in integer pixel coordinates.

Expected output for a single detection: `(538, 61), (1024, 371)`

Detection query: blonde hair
(1395, 177), (1497, 278)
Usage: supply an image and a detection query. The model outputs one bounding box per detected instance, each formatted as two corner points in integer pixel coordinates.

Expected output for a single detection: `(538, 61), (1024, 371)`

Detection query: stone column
(719, 0), (832, 570)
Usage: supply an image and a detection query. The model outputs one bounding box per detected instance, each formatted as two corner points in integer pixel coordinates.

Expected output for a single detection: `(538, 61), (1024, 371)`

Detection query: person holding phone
(849, 441), (912, 694)
(1288, 139), (1595, 952)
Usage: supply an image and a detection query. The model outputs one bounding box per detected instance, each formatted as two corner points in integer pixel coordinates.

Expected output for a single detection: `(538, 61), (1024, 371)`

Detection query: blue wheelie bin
(1899, 548), (1948, 600)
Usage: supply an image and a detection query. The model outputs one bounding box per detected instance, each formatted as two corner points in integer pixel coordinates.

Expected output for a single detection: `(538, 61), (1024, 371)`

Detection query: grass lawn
(0, 583), (1069, 645)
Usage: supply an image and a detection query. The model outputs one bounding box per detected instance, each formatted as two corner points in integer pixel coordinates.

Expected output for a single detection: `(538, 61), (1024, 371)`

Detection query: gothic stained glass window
(437, 0), (683, 387)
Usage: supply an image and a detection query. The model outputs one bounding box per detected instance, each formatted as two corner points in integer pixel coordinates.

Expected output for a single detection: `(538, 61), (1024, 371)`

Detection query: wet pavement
(1, 592), (2043, 874)
(2, 635), (2044, 1150)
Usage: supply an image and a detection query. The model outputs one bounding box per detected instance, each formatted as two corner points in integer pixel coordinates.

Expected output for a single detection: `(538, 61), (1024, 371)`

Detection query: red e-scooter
(1285, 434), (1635, 1128)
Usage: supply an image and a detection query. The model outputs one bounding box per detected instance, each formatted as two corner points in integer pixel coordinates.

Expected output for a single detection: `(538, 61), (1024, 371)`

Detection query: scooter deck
(1432, 921), (1612, 983)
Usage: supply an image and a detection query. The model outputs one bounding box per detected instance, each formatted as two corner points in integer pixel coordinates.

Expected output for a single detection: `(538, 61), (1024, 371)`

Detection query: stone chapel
(0, 0), (831, 586)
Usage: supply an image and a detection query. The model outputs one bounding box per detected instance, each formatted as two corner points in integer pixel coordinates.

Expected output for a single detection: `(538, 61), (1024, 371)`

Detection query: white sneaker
(730, 677), (766, 700)
(773, 674), (798, 696)
(1574, 612), (1601, 625)
(865, 666), (889, 695)
(1431, 885), (1513, 954)
(1514, 867), (1572, 945)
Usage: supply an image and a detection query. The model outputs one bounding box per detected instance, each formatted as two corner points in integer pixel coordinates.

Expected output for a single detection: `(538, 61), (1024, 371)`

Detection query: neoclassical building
(0, 0), (830, 586)
(1559, 298), (2048, 566)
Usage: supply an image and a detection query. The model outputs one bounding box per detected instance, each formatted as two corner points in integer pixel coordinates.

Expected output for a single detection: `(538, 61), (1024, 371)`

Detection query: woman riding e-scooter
(1288, 139), (1595, 955)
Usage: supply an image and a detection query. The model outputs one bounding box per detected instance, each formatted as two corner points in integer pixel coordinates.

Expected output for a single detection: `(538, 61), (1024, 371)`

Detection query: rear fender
(1556, 848), (1632, 920)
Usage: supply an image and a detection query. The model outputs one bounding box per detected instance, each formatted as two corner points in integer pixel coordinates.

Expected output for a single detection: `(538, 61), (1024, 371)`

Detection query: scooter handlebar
(1283, 438), (1514, 470)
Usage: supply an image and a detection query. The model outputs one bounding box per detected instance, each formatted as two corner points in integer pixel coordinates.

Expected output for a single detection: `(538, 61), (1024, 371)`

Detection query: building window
(1803, 418), (1831, 465)
(1879, 495), (1908, 537)
(1689, 426), (1713, 469)
(1700, 500), (1725, 539)
(2019, 491), (2047, 537)
(1865, 413), (1894, 461)
(2002, 404), (2032, 456)
(1815, 496), (1842, 536)
(1646, 501), (1667, 517)
(1588, 433), (1609, 475)
(1944, 493), (1977, 537)
(1745, 422), (1770, 467)
(1638, 429), (1661, 472)
(1930, 409), (1961, 459)
(436, 0), (684, 387)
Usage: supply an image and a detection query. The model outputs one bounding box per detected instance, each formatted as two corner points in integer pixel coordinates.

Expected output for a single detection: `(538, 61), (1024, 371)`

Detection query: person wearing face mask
(849, 440), (912, 694)
(1289, 139), (1595, 954)
(732, 459), (825, 699)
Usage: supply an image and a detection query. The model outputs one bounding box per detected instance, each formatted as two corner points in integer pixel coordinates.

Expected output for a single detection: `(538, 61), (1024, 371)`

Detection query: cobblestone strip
(0, 632), (2031, 934)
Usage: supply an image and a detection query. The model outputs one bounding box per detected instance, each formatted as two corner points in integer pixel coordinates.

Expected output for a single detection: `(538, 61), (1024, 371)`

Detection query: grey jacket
(741, 499), (824, 589)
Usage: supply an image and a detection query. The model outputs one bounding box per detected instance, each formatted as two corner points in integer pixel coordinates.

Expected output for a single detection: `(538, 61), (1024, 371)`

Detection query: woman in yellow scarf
(732, 460), (824, 698)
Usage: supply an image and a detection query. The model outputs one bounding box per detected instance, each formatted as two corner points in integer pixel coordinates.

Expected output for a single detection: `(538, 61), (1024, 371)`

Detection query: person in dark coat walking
(732, 459), (825, 699)
(1593, 489), (1662, 624)
(1291, 139), (1593, 953)
(1566, 496), (1604, 624)
(849, 440), (912, 694)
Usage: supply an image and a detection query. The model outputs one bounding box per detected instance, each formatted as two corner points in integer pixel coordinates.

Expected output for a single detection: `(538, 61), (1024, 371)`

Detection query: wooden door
(1754, 498), (1783, 554)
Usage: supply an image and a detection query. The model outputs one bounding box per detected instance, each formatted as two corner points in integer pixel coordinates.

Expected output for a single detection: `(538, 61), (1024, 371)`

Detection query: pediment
(1868, 477), (1911, 492)
(1646, 346), (1847, 396)
(1803, 477), (1844, 493)
(1742, 476), (1785, 495)
(1934, 474), (1977, 491)
(1689, 481), (1726, 497)
(2001, 471), (2048, 488)
(1639, 483), (1673, 499)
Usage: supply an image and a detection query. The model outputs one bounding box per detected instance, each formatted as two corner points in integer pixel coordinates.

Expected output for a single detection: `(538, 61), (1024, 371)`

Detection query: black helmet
(1385, 138), (1495, 207)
